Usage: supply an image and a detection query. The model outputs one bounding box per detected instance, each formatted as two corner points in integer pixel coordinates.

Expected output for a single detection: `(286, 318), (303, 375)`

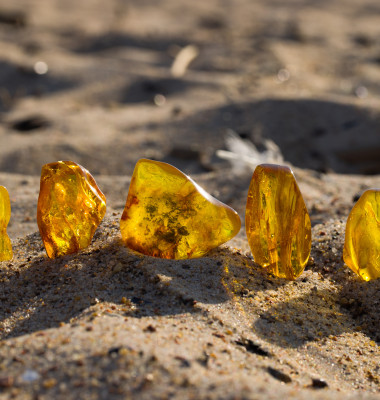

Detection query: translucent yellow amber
(343, 189), (380, 281)
(0, 186), (13, 261)
(37, 161), (106, 258)
(120, 159), (241, 259)
(245, 164), (311, 280)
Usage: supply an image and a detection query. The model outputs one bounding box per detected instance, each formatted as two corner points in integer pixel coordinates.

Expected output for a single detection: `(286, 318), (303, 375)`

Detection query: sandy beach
(0, 0), (380, 398)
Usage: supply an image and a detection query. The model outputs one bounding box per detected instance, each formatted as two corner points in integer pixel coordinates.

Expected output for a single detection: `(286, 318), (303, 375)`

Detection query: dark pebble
(235, 338), (271, 357)
(0, 375), (14, 388)
(108, 347), (122, 356)
(0, 10), (26, 27)
(144, 324), (156, 333)
(196, 351), (210, 367)
(267, 367), (292, 383)
(174, 356), (191, 368)
(10, 115), (50, 132)
(353, 34), (374, 47)
(311, 378), (328, 389)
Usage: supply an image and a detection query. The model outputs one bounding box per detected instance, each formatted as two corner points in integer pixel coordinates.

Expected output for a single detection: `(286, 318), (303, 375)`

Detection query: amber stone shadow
(338, 277), (380, 344)
(310, 239), (380, 345)
(252, 288), (351, 348)
(0, 233), (232, 340)
(249, 270), (380, 348)
(214, 247), (380, 347)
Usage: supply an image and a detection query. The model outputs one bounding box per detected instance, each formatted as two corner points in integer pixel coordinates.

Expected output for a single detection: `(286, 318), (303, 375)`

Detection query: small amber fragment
(245, 164), (311, 280)
(343, 189), (380, 281)
(120, 159), (241, 259)
(37, 161), (106, 258)
(0, 186), (13, 261)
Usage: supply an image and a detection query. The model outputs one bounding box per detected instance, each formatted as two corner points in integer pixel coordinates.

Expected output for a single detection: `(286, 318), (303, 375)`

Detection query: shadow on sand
(0, 229), (231, 340)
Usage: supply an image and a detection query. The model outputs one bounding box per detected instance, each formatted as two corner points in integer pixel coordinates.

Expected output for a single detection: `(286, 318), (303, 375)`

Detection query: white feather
(216, 129), (284, 173)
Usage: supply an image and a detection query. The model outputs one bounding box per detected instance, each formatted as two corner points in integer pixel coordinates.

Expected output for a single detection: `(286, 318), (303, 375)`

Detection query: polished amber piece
(120, 159), (241, 259)
(37, 161), (106, 258)
(0, 186), (13, 261)
(343, 189), (380, 281)
(245, 164), (311, 280)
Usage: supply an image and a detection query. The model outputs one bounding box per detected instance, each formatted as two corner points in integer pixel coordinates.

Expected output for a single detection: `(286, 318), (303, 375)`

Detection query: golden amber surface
(120, 159), (241, 259)
(37, 161), (106, 258)
(0, 186), (13, 261)
(343, 189), (380, 281)
(245, 164), (311, 280)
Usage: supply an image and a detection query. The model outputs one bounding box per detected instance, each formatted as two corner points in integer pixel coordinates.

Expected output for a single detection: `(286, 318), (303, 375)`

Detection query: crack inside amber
(245, 164), (311, 280)
(0, 186), (13, 261)
(37, 161), (106, 258)
(120, 159), (241, 259)
(343, 189), (380, 281)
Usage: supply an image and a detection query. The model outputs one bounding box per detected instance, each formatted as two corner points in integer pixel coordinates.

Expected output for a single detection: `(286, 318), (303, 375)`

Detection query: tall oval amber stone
(245, 164), (311, 280)
(0, 186), (13, 261)
(343, 189), (380, 281)
(37, 161), (106, 258)
(120, 159), (241, 259)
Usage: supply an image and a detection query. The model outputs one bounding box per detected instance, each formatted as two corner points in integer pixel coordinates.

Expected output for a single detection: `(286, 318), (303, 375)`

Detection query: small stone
(311, 378), (328, 389)
(43, 378), (57, 389)
(267, 367), (292, 383)
(0, 376), (14, 388)
(11, 115), (50, 132)
(245, 164), (311, 280)
(120, 159), (241, 259)
(343, 189), (380, 281)
(121, 297), (130, 306)
(235, 338), (271, 357)
(20, 369), (40, 383)
(0, 186), (13, 261)
(37, 161), (106, 258)
(113, 263), (123, 273)
(144, 324), (157, 332)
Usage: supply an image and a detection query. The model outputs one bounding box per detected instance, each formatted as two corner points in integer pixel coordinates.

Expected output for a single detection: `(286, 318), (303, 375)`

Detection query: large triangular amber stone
(0, 186), (13, 261)
(343, 189), (380, 281)
(37, 161), (106, 258)
(246, 164), (311, 280)
(120, 159), (241, 259)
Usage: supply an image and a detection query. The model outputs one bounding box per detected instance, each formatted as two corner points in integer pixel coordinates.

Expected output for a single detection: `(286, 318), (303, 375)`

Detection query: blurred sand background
(0, 0), (380, 398)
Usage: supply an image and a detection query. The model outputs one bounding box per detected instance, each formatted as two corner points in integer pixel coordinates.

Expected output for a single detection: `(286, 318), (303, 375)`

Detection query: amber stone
(120, 159), (241, 259)
(0, 186), (13, 261)
(37, 161), (106, 258)
(343, 189), (380, 281)
(245, 164), (311, 280)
